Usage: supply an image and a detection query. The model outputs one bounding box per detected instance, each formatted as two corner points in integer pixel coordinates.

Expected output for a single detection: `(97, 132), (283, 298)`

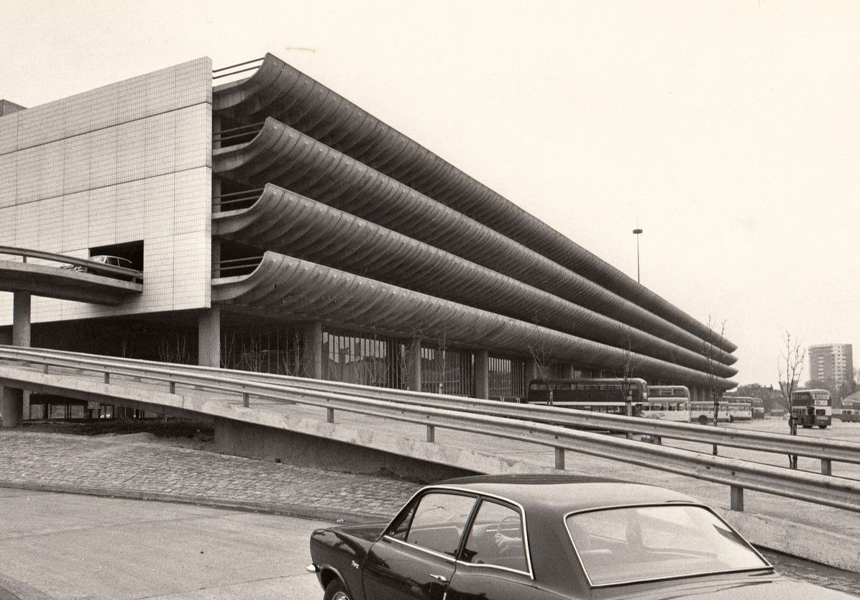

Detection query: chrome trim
(379, 484), (535, 580)
(562, 501), (773, 589)
(384, 535), (457, 563)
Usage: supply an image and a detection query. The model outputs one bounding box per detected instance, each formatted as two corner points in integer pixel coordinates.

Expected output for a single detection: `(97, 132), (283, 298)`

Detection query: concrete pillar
(474, 349), (489, 399)
(405, 338), (422, 392)
(1, 387), (23, 428)
(198, 307), (221, 368)
(525, 358), (540, 385)
(12, 291), (30, 347)
(211, 237), (221, 278)
(1, 292), (31, 427)
(301, 321), (323, 379)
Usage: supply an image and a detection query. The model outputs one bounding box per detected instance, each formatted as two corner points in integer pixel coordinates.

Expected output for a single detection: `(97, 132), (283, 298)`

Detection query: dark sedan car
(309, 474), (851, 600)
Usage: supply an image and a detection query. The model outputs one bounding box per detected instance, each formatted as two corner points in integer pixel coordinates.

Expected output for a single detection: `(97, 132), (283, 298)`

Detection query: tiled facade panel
(0, 57), (213, 325)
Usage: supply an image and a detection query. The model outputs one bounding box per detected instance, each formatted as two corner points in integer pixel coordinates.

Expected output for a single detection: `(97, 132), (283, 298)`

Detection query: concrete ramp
(0, 260), (141, 305)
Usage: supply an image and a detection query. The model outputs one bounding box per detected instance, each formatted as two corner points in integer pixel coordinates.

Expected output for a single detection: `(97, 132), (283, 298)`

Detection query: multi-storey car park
(0, 54), (737, 419)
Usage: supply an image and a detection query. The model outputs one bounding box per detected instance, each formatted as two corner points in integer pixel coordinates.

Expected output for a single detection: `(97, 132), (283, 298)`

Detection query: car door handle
(430, 574), (448, 583)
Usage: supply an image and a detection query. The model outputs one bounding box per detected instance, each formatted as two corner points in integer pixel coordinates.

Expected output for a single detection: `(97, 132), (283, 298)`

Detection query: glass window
(567, 505), (769, 587)
(405, 493), (476, 557)
(387, 501), (417, 541)
(462, 500), (528, 573)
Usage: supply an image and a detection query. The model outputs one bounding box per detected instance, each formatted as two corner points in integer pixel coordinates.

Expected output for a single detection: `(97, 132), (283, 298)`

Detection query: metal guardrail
(0, 246), (144, 282)
(2, 345), (858, 475)
(213, 58), (265, 80)
(1, 346), (859, 514)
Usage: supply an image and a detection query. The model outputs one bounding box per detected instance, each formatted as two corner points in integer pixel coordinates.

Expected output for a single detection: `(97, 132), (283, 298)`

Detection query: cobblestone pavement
(1, 429), (859, 597)
(0, 430), (419, 522)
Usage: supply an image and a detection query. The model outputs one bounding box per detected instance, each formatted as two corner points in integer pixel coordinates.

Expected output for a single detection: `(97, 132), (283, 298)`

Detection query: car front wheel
(324, 580), (351, 600)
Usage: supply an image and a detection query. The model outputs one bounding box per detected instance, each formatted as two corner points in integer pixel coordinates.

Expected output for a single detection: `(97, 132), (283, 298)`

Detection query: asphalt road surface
(2, 487), (859, 599)
(0, 488), (325, 600)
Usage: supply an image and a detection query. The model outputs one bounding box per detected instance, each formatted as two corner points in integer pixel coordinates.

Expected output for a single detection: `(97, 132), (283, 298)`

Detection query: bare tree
(611, 324), (640, 420)
(701, 316), (727, 455)
(777, 331), (806, 469)
(526, 316), (560, 404)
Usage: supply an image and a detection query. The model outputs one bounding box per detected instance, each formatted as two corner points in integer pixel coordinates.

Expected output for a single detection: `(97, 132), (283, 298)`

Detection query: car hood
(619, 576), (853, 599)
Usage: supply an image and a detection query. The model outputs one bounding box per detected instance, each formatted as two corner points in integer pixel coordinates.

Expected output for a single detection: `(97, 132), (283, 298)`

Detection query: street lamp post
(633, 228), (643, 283)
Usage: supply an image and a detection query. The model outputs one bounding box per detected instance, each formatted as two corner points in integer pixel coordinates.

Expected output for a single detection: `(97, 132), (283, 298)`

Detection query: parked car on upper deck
(60, 255), (139, 282)
(308, 474), (852, 600)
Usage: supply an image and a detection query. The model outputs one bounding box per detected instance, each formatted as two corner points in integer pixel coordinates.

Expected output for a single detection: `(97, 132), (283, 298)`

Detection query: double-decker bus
(840, 399), (860, 423)
(790, 389), (831, 429)
(641, 385), (691, 422)
(525, 378), (647, 416)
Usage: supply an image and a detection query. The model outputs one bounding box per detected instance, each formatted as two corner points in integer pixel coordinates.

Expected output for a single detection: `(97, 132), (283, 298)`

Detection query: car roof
(434, 474), (696, 513)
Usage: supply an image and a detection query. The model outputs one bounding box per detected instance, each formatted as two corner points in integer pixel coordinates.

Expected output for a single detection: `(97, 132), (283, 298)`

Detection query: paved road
(0, 488), (325, 600)
(2, 488), (859, 600)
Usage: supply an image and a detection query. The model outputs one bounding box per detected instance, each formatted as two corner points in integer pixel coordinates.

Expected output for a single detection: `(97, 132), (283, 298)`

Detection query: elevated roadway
(0, 246), (143, 305)
(0, 246), (143, 426)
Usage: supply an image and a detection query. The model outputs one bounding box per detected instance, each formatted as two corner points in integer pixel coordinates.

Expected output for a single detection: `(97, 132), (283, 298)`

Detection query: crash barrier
(0, 246), (144, 282)
(1, 345), (856, 478)
(0, 345), (859, 514)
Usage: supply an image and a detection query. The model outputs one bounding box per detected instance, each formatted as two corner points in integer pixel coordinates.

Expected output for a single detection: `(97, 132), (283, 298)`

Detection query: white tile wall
(0, 153), (15, 208)
(0, 113), (18, 155)
(0, 56), (213, 326)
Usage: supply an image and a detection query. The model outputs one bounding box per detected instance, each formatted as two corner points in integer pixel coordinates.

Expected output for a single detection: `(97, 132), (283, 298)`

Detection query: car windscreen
(566, 505), (770, 587)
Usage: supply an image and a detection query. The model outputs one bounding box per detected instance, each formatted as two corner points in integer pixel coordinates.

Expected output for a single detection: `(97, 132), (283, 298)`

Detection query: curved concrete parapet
(213, 251), (735, 389)
(0, 260), (142, 305)
(213, 53), (736, 354)
(214, 126), (736, 368)
(214, 186), (736, 377)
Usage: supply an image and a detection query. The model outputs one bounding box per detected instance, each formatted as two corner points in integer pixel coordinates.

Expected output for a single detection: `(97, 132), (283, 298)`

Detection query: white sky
(2, 0), (858, 387)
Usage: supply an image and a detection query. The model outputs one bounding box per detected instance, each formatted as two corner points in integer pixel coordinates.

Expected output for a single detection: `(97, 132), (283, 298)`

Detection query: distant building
(808, 344), (854, 389)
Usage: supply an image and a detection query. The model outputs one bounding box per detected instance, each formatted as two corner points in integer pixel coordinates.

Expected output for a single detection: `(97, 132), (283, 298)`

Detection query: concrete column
(301, 321), (323, 379)
(13, 291), (30, 347)
(211, 237), (221, 279)
(525, 358), (540, 385)
(198, 307), (221, 368)
(1, 387), (23, 428)
(1, 292), (31, 427)
(474, 349), (489, 399)
(406, 338), (422, 392)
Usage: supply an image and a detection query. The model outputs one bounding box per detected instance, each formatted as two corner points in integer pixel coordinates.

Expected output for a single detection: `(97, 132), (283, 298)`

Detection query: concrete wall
(214, 417), (475, 483)
(0, 58), (213, 326)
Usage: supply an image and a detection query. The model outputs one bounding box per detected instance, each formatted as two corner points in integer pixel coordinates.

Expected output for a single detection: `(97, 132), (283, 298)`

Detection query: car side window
(387, 501), (417, 541)
(462, 500), (528, 573)
(404, 492), (476, 557)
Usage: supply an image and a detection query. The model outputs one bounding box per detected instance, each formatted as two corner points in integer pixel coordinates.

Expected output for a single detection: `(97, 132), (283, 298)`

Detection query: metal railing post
(169, 381), (176, 394)
(555, 447), (565, 470)
(731, 486), (744, 511)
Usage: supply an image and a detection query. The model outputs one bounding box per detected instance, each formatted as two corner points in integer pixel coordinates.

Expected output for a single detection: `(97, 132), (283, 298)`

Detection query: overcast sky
(2, 0), (858, 387)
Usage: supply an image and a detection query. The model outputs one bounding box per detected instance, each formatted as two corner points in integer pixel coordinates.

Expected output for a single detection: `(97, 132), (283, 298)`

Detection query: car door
(363, 491), (476, 600)
(446, 498), (542, 600)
